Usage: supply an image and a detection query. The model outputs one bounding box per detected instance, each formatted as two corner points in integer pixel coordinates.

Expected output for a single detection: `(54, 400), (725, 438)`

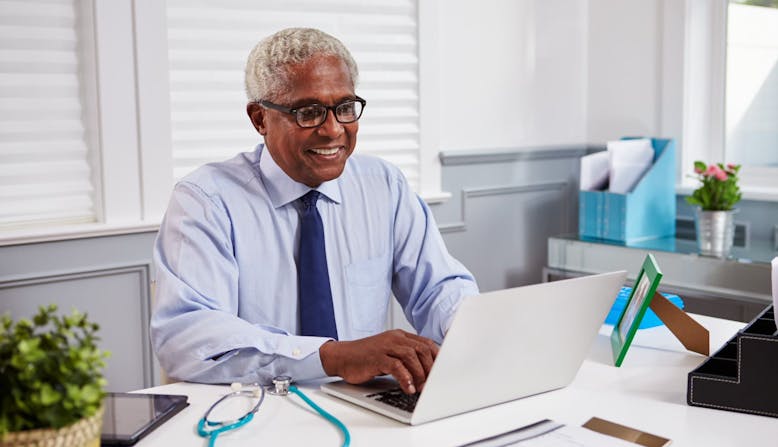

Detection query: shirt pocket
(345, 254), (391, 333)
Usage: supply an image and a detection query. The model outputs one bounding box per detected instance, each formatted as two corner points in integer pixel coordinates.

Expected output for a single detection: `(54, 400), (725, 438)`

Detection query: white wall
(435, 0), (675, 151)
(586, 0), (663, 143)
(436, 0), (588, 151)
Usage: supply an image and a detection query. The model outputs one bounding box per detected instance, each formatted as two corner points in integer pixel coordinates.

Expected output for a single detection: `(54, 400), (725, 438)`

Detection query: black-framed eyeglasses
(258, 96), (366, 128)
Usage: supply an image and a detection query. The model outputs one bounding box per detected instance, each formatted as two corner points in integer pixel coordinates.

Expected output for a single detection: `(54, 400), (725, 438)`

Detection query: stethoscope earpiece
(231, 382), (262, 397)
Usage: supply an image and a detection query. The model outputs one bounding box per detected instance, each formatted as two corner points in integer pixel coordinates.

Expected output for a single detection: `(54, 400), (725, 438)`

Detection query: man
(151, 28), (478, 395)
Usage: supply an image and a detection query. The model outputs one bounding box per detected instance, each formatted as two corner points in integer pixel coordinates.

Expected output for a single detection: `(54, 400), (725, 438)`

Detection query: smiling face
(247, 55), (358, 187)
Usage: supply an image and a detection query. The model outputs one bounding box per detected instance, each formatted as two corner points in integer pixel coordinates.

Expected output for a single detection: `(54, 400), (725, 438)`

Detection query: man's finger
(415, 344), (435, 376)
(388, 345), (426, 388)
(402, 332), (440, 358)
(382, 357), (416, 394)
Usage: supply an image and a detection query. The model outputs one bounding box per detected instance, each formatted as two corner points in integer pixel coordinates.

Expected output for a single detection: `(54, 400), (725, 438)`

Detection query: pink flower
(687, 160), (741, 210)
(703, 165), (728, 181)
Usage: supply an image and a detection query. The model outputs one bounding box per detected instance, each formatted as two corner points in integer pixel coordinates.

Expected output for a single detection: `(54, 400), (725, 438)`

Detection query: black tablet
(101, 392), (189, 446)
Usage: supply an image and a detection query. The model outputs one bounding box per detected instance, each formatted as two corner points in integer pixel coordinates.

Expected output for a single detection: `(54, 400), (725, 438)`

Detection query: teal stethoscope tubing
(196, 383), (350, 447)
(290, 385), (351, 447)
(197, 386), (265, 447)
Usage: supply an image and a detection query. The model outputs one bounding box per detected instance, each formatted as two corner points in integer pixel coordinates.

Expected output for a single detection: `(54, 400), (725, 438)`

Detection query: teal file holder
(579, 138), (676, 243)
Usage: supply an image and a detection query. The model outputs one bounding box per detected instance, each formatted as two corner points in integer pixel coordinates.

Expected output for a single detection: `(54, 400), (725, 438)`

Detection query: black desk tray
(687, 305), (778, 418)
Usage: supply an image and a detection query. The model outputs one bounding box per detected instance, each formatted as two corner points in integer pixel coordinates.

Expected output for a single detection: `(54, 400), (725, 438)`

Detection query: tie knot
(300, 190), (320, 209)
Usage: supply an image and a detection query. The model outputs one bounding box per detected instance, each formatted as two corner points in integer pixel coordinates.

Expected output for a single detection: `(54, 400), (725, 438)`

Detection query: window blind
(0, 0), (96, 228)
(166, 0), (421, 189)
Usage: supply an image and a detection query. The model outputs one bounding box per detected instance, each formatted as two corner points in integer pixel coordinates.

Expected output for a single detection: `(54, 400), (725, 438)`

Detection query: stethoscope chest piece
(268, 375), (292, 395)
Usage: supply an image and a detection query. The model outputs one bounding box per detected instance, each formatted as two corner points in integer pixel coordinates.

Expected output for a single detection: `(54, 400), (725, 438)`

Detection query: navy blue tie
(298, 191), (338, 339)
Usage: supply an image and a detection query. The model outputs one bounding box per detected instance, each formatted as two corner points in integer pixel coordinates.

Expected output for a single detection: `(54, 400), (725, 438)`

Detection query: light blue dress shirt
(151, 144), (478, 384)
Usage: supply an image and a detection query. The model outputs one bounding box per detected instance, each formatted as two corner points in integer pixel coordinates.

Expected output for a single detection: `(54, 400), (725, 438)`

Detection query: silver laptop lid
(410, 271), (626, 424)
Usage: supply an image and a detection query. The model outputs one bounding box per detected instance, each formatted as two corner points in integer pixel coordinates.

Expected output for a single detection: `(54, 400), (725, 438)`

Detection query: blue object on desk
(605, 286), (684, 328)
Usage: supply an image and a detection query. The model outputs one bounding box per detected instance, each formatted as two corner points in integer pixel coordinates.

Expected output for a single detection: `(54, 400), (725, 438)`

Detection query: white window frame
(676, 0), (778, 202)
(417, 0), (448, 203)
(0, 0), (150, 245)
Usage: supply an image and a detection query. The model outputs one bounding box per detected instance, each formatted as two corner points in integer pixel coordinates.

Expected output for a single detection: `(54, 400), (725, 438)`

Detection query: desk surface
(135, 315), (778, 447)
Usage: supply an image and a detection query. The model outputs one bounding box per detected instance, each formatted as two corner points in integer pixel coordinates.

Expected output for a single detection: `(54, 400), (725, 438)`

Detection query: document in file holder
(607, 138), (654, 194)
(580, 151), (610, 191)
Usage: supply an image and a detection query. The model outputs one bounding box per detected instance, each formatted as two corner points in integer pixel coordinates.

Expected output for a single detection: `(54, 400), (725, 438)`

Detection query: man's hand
(319, 329), (439, 395)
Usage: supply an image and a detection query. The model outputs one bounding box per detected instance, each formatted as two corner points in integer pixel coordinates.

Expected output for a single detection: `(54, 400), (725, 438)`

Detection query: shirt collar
(257, 143), (343, 208)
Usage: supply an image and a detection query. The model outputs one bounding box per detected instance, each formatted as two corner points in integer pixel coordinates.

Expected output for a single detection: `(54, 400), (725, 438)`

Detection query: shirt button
(292, 348), (301, 357)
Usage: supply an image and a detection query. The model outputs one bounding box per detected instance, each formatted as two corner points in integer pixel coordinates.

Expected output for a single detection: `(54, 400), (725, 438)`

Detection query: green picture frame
(610, 253), (663, 367)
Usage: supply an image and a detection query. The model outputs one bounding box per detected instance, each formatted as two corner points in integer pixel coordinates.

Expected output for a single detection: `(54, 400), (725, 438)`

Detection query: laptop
(321, 271), (627, 425)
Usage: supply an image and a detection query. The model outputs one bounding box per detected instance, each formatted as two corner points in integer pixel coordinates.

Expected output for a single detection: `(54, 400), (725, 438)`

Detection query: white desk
(134, 315), (778, 446)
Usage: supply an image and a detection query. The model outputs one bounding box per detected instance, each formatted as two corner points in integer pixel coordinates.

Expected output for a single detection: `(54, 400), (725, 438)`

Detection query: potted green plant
(686, 161), (742, 257)
(0, 304), (109, 447)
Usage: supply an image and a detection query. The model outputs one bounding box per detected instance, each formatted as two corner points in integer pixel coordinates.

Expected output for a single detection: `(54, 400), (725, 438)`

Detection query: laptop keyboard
(367, 388), (419, 413)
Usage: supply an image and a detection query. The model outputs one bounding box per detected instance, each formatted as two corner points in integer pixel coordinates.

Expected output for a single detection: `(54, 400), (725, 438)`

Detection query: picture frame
(610, 253), (663, 367)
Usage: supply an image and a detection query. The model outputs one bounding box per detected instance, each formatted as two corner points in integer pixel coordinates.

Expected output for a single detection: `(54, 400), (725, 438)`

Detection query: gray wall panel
(433, 148), (583, 292)
(0, 233), (157, 391)
(440, 182), (570, 291)
(0, 267), (149, 391)
(0, 233), (156, 280)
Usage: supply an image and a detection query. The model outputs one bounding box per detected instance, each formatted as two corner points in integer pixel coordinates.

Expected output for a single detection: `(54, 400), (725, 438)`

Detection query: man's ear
(247, 102), (267, 135)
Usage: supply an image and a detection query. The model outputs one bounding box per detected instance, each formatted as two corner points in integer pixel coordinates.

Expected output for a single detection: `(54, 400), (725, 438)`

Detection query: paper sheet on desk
(517, 425), (641, 447)
(607, 139), (653, 194)
(461, 420), (641, 447)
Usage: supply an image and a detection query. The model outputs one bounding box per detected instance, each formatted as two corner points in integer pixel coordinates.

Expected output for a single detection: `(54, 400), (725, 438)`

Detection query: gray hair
(245, 28), (359, 102)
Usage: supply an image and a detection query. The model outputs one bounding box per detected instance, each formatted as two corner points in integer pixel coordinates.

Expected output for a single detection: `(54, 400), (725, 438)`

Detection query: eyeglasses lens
(336, 101), (359, 121)
(297, 106), (327, 127)
(295, 100), (363, 128)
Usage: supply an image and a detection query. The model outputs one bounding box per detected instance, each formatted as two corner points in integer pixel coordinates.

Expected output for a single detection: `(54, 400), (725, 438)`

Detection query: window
(680, 0), (778, 197)
(166, 1), (423, 190)
(725, 1), (778, 168)
(1, 0), (441, 241)
(0, 0), (98, 229)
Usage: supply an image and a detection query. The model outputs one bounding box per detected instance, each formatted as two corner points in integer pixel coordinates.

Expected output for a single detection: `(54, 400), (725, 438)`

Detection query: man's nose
(316, 110), (344, 138)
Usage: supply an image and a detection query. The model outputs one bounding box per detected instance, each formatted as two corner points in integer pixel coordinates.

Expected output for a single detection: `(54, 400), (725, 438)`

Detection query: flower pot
(694, 208), (736, 258)
(0, 407), (103, 447)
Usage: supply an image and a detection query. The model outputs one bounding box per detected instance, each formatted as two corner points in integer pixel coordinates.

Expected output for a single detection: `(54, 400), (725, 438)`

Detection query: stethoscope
(197, 376), (350, 447)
